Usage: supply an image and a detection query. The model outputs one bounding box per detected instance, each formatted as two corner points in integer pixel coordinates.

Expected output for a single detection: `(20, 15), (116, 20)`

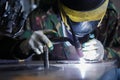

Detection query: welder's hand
(28, 30), (53, 55)
(82, 39), (104, 61)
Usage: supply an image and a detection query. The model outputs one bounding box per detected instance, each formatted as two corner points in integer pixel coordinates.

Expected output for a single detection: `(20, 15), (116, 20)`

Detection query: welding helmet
(59, 0), (109, 37)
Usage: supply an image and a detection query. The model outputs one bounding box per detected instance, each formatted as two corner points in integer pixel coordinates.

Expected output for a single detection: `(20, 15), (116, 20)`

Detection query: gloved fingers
(34, 31), (53, 49)
(28, 36), (43, 55)
(33, 38), (44, 54)
(34, 48), (41, 55)
(83, 50), (100, 60)
(38, 45), (44, 54)
(83, 50), (97, 54)
(82, 39), (104, 61)
(82, 39), (98, 47)
(82, 45), (98, 51)
(82, 39), (99, 51)
(40, 34), (52, 48)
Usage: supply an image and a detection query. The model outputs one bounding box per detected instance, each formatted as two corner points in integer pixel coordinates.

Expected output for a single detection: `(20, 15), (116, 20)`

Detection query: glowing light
(75, 63), (87, 79)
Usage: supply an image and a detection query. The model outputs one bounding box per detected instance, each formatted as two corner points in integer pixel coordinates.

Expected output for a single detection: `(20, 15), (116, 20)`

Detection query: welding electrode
(43, 45), (49, 69)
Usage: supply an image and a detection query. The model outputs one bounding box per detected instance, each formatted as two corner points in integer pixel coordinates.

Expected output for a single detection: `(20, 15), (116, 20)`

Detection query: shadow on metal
(0, 64), (60, 72)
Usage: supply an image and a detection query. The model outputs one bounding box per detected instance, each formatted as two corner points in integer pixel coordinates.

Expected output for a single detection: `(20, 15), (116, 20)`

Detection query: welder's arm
(0, 35), (34, 59)
(82, 39), (104, 61)
(20, 30), (53, 55)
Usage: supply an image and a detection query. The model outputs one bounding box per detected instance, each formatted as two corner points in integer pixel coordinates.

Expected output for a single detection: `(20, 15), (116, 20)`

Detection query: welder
(0, 0), (119, 62)
(22, 0), (108, 61)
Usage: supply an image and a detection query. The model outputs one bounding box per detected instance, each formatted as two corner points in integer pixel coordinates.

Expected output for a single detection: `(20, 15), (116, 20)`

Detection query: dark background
(112, 0), (120, 13)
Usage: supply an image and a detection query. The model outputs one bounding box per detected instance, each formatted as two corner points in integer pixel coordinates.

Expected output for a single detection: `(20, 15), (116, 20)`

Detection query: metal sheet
(0, 60), (117, 80)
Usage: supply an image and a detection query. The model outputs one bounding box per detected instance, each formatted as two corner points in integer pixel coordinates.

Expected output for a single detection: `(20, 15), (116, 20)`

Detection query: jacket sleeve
(0, 36), (31, 59)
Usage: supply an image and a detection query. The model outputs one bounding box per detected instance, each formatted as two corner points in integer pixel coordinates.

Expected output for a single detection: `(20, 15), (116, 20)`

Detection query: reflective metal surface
(0, 60), (117, 80)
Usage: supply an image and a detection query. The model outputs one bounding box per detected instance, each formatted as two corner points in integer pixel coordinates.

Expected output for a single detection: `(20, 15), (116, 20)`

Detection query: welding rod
(43, 45), (49, 69)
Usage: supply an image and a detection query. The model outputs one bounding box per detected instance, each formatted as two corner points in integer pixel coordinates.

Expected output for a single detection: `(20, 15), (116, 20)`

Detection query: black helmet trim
(60, 0), (105, 11)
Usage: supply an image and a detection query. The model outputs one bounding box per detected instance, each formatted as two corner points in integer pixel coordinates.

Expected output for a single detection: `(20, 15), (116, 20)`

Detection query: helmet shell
(60, 0), (105, 11)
